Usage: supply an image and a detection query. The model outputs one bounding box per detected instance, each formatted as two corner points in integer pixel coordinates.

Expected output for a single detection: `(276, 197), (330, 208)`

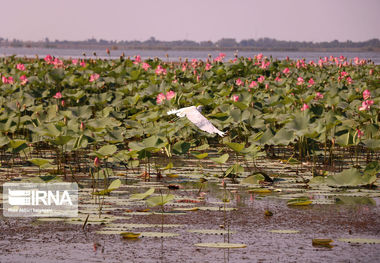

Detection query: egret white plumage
(167, 106), (225, 137)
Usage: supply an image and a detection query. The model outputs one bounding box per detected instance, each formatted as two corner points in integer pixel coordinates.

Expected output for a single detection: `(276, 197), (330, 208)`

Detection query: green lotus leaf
(146, 194), (175, 207)
(210, 153), (229, 164)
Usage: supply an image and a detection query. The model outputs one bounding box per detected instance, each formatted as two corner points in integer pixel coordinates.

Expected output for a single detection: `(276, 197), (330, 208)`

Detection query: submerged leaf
(130, 188), (155, 200)
(194, 243), (246, 248)
(146, 194), (175, 207)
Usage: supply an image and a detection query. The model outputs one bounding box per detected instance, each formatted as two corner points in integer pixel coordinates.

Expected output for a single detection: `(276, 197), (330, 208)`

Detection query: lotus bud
(221, 179), (226, 188)
(61, 100), (65, 107)
(94, 157), (100, 167)
(369, 69), (374, 75)
(80, 122), (85, 131)
(16, 101), (20, 109)
(106, 48), (110, 55)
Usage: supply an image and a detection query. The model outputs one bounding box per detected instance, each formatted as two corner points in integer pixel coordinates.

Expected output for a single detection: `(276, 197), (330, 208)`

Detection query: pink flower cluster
(155, 65), (167, 75)
(214, 53), (226, 62)
(133, 55), (142, 64)
(235, 78), (243, 86)
(89, 73), (100, 82)
(358, 89), (374, 111)
(301, 103), (309, 111)
(44, 55), (64, 68)
(16, 64), (26, 71)
(142, 62), (151, 71)
(338, 71), (353, 84)
(356, 129), (364, 139)
(314, 92), (324, 100)
(231, 95), (239, 102)
(72, 59), (86, 67)
(156, 90), (176, 104)
(1, 76), (14, 84)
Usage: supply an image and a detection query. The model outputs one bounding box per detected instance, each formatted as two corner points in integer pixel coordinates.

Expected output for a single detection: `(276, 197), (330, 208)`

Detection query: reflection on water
(1, 47), (380, 64)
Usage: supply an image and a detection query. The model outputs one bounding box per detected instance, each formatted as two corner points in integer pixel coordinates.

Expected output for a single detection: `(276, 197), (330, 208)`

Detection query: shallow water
(1, 158), (379, 262)
(1, 47), (380, 64)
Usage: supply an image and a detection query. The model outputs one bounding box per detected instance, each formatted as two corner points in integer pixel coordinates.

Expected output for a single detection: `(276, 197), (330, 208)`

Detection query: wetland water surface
(1, 158), (379, 263)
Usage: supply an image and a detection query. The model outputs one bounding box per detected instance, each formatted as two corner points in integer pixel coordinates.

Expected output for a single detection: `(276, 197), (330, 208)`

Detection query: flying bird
(167, 106), (225, 137)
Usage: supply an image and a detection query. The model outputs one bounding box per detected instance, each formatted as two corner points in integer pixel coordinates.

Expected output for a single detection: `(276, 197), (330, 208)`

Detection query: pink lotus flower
(282, 68), (290, 74)
(72, 59), (78, 65)
(235, 78), (243, 86)
(2, 76), (8, 84)
(308, 78), (315, 86)
(191, 59), (198, 68)
(214, 53), (226, 62)
(155, 65), (167, 75)
(142, 62), (151, 71)
(166, 90), (176, 100)
(301, 103), (309, 111)
(80, 60), (86, 67)
(20, 75), (28, 85)
(359, 100), (374, 111)
(249, 81), (257, 88)
(258, 76), (265, 83)
(94, 157), (100, 167)
(89, 73), (100, 82)
(205, 63), (212, 70)
(53, 92), (62, 99)
(53, 58), (64, 68)
(356, 129), (364, 139)
(44, 54), (53, 64)
(275, 76), (282, 82)
(231, 95), (239, 102)
(297, 77), (304, 85)
(369, 69), (374, 75)
(156, 93), (166, 104)
(256, 53), (263, 61)
(363, 89), (371, 100)
(16, 64), (25, 71)
(7, 76), (14, 84)
(346, 76), (353, 85)
(133, 55), (141, 64)
(260, 60), (270, 69)
(315, 92), (324, 100)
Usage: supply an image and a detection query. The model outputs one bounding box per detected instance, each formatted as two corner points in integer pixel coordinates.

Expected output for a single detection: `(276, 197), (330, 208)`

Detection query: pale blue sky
(1, 0), (379, 42)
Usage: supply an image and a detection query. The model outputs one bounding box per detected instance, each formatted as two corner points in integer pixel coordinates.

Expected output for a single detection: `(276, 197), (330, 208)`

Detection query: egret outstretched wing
(168, 106), (225, 137)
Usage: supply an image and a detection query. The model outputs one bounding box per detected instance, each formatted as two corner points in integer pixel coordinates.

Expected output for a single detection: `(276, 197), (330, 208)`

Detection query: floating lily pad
(106, 223), (182, 229)
(194, 243), (246, 248)
(269, 230), (300, 234)
(197, 206), (237, 211)
(287, 197), (312, 206)
(248, 188), (272, 194)
(312, 239), (334, 247)
(37, 218), (65, 222)
(173, 207), (199, 211)
(121, 232), (141, 239)
(188, 229), (235, 235)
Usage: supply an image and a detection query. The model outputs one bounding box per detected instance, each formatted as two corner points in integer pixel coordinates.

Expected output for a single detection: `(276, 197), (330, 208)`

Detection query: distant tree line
(0, 36), (379, 51)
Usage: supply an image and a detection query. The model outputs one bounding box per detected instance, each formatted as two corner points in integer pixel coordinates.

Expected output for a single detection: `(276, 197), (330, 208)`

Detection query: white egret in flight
(167, 106), (225, 137)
